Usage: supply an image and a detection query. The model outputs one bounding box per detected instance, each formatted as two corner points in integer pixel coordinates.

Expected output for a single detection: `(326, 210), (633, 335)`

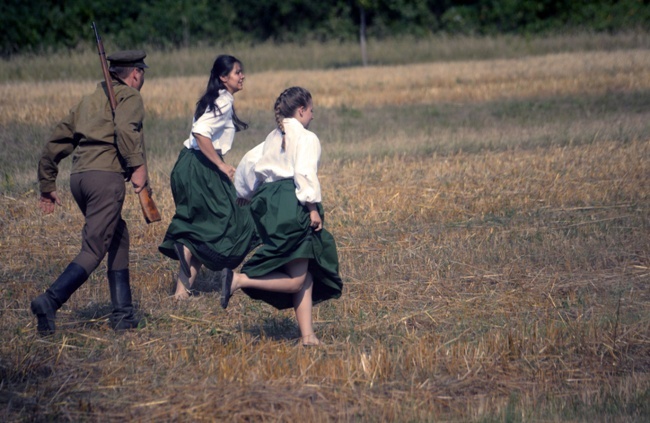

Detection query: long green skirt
(241, 179), (343, 310)
(159, 148), (259, 271)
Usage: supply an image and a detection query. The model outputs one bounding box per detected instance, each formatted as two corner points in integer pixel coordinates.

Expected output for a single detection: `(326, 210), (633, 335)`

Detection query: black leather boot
(108, 269), (139, 331)
(31, 262), (88, 336)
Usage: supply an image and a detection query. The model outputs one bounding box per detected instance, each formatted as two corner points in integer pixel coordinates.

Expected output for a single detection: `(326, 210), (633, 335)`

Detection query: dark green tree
(1, 0), (648, 56)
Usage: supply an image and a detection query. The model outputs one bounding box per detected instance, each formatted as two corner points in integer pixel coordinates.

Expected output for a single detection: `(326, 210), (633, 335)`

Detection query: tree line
(2, 0), (648, 56)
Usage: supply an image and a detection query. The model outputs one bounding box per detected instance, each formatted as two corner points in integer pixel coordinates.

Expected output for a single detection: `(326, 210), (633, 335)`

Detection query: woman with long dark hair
(159, 55), (258, 299)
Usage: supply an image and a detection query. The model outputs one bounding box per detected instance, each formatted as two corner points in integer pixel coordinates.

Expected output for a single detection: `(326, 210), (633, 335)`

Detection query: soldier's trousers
(69, 171), (129, 274)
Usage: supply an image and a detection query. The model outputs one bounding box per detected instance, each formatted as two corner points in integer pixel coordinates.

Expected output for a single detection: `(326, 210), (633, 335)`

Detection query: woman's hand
(309, 209), (322, 231)
(306, 203), (323, 231)
(218, 163), (236, 180)
(193, 132), (235, 180)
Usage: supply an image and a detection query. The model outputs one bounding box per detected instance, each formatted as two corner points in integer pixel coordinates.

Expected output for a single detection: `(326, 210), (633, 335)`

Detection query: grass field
(1, 34), (649, 421)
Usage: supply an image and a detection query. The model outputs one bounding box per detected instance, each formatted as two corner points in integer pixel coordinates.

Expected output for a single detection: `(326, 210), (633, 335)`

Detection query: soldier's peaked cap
(107, 50), (148, 68)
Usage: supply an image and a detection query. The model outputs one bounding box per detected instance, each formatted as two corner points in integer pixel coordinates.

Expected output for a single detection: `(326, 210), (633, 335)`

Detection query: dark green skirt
(241, 179), (343, 310)
(159, 148), (259, 271)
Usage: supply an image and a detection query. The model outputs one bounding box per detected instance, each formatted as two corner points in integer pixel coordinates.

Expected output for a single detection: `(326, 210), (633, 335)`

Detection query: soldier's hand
(39, 192), (61, 214)
(130, 164), (148, 193)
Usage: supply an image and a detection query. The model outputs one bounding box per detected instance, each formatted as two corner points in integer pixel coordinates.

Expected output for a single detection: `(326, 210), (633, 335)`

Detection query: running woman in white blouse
(224, 87), (343, 347)
(159, 55), (259, 299)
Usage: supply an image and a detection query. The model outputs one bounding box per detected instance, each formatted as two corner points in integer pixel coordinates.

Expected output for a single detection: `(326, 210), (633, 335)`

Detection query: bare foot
(301, 333), (321, 347)
(230, 272), (240, 292)
(172, 280), (192, 300)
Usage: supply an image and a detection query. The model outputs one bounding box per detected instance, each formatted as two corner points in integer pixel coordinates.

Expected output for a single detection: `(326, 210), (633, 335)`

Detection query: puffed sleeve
(191, 96), (232, 139)
(294, 132), (322, 204)
(114, 90), (145, 169)
(38, 108), (78, 193)
(235, 142), (265, 200)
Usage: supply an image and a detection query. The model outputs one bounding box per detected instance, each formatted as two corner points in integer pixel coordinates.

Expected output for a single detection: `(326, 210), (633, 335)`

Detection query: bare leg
(231, 259), (308, 293)
(230, 260), (320, 345)
(173, 246), (202, 300)
(293, 272), (320, 345)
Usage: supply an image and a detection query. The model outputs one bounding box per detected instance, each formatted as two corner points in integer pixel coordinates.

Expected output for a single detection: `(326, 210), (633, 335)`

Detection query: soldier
(31, 50), (150, 335)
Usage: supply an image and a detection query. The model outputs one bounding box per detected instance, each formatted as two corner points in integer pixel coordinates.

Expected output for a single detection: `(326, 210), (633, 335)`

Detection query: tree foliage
(1, 0), (648, 56)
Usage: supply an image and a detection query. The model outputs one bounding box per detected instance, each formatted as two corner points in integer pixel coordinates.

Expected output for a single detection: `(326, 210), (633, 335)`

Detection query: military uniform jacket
(38, 79), (146, 193)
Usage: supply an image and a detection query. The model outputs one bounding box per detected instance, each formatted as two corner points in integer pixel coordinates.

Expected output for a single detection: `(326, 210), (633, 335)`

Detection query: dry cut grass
(2, 31), (648, 83)
(0, 138), (648, 421)
(1, 49), (649, 126)
(0, 44), (649, 421)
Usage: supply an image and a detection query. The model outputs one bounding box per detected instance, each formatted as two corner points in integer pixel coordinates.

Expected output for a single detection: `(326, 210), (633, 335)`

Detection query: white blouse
(235, 118), (322, 204)
(183, 89), (236, 155)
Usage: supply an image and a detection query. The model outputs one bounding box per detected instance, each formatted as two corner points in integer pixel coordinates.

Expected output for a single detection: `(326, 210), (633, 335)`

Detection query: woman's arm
(294, 132), (322, 204)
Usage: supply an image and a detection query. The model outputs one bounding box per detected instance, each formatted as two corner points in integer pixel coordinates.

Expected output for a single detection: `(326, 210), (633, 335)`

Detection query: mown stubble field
(1, 41), (649, 421)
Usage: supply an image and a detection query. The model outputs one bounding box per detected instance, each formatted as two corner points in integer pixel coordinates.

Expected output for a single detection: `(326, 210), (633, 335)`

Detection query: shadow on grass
(243, 315), (299, 343)
(74, 301), (145, 331)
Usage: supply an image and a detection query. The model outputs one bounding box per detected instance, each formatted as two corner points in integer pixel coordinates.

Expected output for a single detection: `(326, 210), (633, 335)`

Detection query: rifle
(91, 22), (161, 224)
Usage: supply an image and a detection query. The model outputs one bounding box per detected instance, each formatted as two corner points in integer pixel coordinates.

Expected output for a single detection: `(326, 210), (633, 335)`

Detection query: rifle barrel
(91, 22), (117, 112)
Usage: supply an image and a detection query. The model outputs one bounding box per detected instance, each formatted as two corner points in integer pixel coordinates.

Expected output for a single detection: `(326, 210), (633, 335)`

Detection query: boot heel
(31, 294), (56, 336)
(108, 269), (139, 331)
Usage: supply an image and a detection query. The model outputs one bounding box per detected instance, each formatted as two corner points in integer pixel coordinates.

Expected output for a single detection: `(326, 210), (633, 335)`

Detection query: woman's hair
(273, 86), (312, 151)
(194, 55), (248, 131)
